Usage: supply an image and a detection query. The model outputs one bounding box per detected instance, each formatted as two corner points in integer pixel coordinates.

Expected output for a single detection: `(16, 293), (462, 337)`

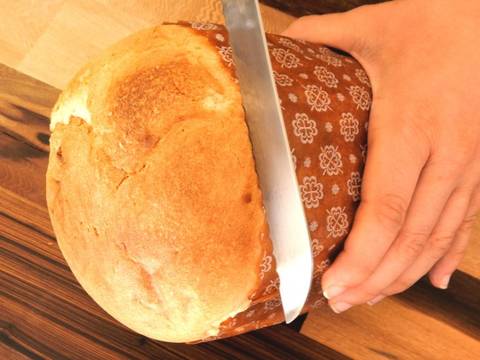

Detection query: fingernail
(367, 295), (385, 306)
(323, 285), (346, 299)
(330, 302), (352, 314)
(438, 275), (451, 289)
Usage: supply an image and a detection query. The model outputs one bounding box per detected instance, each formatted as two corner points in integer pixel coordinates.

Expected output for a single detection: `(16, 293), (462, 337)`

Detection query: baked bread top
(47, 24), (269, 343)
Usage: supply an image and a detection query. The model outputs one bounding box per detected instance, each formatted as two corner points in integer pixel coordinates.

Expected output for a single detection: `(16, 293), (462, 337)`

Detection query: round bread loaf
(47, 22), (371, 343)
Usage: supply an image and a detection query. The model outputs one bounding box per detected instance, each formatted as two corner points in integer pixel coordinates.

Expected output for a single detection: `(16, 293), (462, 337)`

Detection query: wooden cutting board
(1, 66), (479, 360)
(0, 0), (294, 89)
(0, 63), (350, 360)
(1, 1), (479, 359)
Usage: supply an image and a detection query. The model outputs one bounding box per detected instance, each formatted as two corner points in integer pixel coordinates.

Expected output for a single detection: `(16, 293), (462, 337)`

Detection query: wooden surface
(301, 272), (480, 360)
(0, 0), (294, 89)
(1, 1), (479, 359)
(0, 63), (348, 360)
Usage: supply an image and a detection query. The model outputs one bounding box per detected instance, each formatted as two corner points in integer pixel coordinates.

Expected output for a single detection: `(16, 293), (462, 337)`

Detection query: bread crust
(47, 25), (269, 342)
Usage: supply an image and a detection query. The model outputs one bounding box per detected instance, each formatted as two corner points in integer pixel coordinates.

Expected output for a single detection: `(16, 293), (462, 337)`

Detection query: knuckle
(349, 36), (376, 59)
(427, 156), (467, 177)
(460, 214), (478, 233)
(346, 7), (382, 58)
(398, 230), (428, 258)
(372, 194), (408, 232)
(428, 233), (454, 254)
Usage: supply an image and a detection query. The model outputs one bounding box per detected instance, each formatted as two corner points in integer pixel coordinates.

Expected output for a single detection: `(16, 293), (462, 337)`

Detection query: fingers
(381, 185), (473, 296)
(321, 104), (429, 301)
(281, 6), (382, 60)
(429, 186), (480, 287)
(327, 156), (460, 309)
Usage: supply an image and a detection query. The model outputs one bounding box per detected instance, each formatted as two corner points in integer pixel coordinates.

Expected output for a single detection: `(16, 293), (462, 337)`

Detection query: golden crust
(47, 25), (269, 342)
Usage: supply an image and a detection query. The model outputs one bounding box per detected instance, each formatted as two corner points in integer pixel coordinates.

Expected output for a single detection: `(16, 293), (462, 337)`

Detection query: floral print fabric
(176, 22), (371, 341)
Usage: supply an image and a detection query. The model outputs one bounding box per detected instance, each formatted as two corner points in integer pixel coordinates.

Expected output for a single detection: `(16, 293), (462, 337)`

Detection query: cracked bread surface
(46, 25), (270, 342)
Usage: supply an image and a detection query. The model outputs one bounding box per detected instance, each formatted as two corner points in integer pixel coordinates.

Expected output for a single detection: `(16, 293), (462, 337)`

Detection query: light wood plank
(302, 296), (480, 360)
(0, 0), (294, 89)
(0, 0), (65, 68)
(301, 219), (480, 359)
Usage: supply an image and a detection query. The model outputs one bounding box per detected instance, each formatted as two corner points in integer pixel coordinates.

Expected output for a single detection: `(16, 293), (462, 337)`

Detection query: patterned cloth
(178, 22), (371, 341)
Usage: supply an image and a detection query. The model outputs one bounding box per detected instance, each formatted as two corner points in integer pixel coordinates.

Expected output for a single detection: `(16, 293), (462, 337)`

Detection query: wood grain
(0, 63), (348, 360)
(0, 0), (65, 67)
(1, 0), (480, 358)
(2, 62), (479, 360)
(301, 218), (480, 358)
(0, 65), (56, 206)
(0, 0), (294, 89)
(302, 285), (480, 360)
(301, 193), (480, 356)
(302, 271), (480, 359)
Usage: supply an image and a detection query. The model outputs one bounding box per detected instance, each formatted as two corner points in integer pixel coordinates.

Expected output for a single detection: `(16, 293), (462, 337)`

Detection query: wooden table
(1, 1), (479, 359)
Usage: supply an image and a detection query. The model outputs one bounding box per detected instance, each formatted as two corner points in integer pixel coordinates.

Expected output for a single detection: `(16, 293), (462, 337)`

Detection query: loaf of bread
(46, 22), (371, 343)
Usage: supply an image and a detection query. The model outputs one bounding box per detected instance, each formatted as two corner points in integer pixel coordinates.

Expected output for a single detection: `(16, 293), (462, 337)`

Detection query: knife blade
(221, 0), (313, 323)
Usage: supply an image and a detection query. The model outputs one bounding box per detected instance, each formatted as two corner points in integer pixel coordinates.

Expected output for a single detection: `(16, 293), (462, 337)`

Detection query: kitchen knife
(221, 0), (313, 323)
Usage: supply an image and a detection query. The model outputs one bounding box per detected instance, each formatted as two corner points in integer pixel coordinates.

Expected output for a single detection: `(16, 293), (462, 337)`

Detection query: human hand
(283, 0), (480, 312)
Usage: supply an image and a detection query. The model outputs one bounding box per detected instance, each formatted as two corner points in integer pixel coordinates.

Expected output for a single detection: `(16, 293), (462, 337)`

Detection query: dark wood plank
(0, 186), (348, 360)
(260, 0), (388, 17)
(0, 64), (56, 207)
(0, 340), (34, 360)
(0, 63), (349, 360)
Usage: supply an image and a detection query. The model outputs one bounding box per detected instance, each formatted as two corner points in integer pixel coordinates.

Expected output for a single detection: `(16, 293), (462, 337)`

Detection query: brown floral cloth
(177, 22), (371, 341)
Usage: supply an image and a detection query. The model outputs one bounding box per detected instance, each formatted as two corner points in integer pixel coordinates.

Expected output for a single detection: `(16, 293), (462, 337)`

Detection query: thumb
(281, 6), (381, 61)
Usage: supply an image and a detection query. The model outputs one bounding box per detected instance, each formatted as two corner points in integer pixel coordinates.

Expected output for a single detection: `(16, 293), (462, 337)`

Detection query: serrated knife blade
(221, 0), (313, 323)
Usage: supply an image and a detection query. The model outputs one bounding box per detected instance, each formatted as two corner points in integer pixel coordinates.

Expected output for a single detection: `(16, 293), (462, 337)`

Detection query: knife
(221, 0), (313, 323)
